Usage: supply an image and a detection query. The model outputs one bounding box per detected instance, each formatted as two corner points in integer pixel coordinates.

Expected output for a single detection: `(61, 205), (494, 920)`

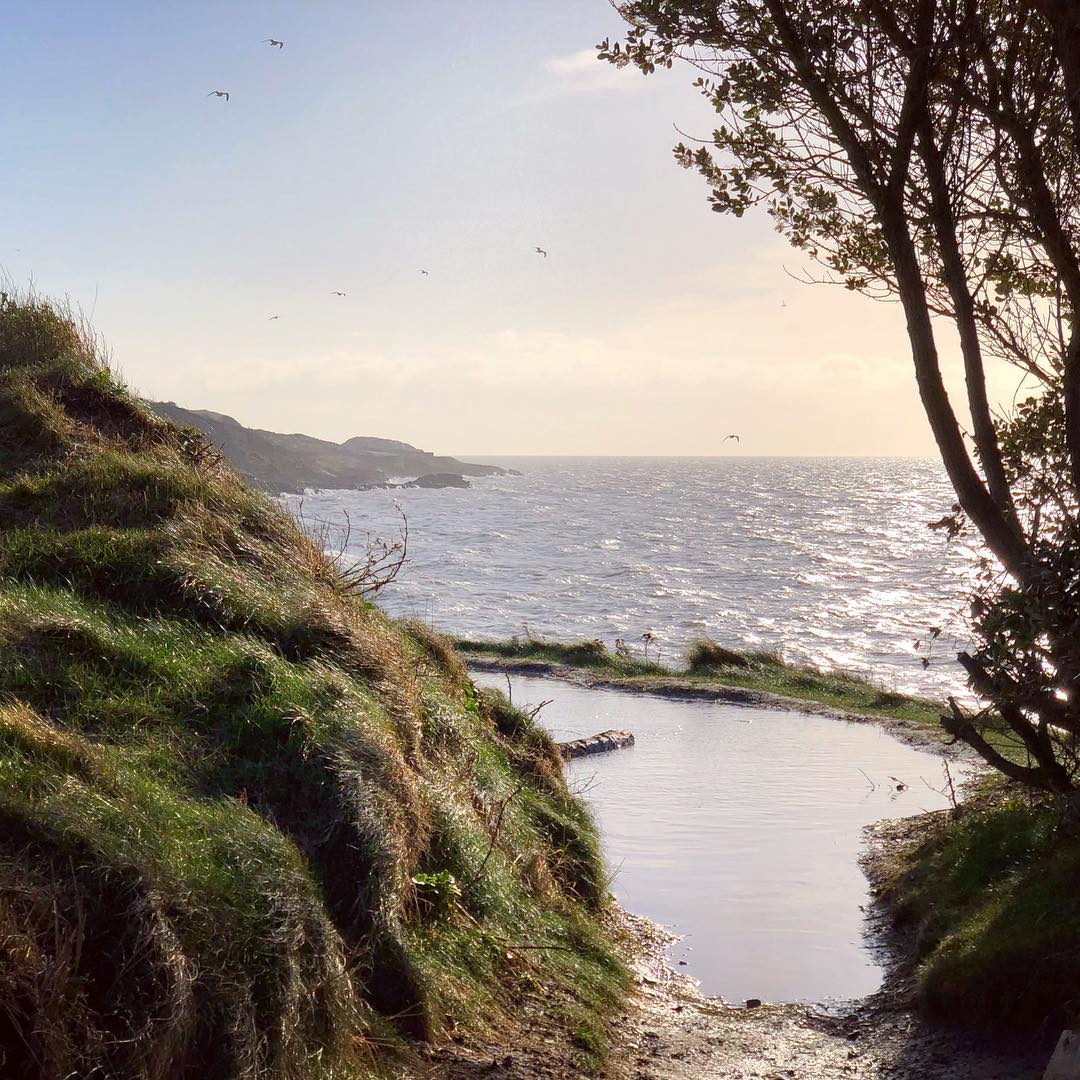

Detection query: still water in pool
(473, 672), (954, 1004)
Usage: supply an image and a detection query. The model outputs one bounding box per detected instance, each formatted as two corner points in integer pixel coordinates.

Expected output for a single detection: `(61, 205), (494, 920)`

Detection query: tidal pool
(473, 672), (955, 1004)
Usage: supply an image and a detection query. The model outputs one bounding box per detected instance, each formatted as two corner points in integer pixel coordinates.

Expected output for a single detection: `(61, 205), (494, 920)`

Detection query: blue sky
(0, 2), (1008, 455)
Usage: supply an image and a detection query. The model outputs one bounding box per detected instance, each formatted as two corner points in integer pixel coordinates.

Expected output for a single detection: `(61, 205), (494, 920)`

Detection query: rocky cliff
(150, 401), (508, 494)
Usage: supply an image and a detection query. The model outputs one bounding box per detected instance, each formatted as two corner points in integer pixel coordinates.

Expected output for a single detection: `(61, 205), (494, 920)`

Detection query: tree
(601, 0), (1080, 799)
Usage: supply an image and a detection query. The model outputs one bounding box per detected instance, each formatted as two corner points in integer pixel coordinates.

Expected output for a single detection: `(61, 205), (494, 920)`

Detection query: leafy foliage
(602, 0), (1080, 800)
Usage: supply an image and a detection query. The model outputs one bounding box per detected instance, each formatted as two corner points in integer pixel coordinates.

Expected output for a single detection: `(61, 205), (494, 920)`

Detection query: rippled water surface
(287, 457), (977, 696)
(474, 672), (955, 1004)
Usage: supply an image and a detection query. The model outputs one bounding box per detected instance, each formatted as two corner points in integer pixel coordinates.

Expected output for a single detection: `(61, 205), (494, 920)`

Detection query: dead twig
(298, 502), (409, 597)
(463, 775), (531, 893)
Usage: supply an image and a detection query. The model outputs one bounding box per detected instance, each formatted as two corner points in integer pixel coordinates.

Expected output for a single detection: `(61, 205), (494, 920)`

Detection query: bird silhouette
(263, 38), (285, 48)
(535, 246), (548, 258)
(724, 434), (741, 443)
(207, 90), (230, 101)
(419, 269), (430, 276)
(330, 291), (347, 297)
(267, 315), (280, 321)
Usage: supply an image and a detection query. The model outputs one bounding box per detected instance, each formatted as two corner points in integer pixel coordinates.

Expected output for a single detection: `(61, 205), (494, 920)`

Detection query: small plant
(567, 639), (608, 662)
(614, 638), (631, 659)
(411, 871), (462, 918)
(176, 425), (225, 473)
(640, 631), (656, 663)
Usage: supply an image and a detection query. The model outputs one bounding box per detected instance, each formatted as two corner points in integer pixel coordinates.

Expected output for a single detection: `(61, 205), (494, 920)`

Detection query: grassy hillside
(874, 794), (1080, 1037)
(0, 298), (625, 1079)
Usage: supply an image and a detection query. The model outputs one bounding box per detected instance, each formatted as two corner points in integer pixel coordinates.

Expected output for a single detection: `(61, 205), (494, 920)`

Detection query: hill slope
(150, 401), (508, 494)
(0, 298), (623, 1079)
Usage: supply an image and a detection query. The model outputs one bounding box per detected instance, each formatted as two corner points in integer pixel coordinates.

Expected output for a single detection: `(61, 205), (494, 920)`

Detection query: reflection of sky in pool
(475, 672), (954, 1004)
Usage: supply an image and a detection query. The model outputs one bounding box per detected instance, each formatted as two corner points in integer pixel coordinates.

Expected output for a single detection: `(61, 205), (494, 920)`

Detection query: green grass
(0, 296), (627, 1079)
(455, 635), (667, 676)
(877, 795), (1080, 1036)
(454, 634), (947, 732)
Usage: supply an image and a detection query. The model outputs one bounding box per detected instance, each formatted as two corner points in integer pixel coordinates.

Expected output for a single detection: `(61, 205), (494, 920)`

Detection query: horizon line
(450, 451), (942, 460)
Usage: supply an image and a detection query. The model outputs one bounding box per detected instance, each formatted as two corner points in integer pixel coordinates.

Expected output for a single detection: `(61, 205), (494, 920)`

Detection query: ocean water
(285, 456), (978, 697)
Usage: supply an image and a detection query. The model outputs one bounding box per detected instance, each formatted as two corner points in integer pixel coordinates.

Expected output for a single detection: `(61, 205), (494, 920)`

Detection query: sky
(0, 1), (1027, 457)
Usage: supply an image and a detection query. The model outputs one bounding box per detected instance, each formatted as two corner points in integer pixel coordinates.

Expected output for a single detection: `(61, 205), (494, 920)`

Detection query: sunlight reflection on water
(286, 456), (980, 697)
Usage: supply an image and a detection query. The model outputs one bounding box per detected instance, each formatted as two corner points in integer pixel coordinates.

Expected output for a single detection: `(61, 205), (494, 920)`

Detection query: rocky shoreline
(149, 400), (514, 494)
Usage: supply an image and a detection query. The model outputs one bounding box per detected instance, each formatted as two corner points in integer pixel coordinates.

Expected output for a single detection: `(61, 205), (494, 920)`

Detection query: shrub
(685, 639), (753, 670)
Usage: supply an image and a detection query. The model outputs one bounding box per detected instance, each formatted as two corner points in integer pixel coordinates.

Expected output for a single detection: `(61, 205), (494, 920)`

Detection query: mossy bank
(0, 298), (626, 1079)
(454, 635), (947, 746)
(869, 792), (1080, 1042)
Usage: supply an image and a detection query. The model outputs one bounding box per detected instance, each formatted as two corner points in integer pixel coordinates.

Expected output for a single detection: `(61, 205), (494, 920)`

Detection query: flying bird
(724, 434), (741, 443)
(267, 314), (280, 321)
(207, 90), (230, 101)
(330, 291), (347, 297)
(535, 246), (548, 258)
(263, 38), (285, 48)
(419, 269), (430, 276)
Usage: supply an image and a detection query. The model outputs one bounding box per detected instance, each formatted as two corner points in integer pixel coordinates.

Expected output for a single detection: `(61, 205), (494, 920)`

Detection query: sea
(284, 456), (980, 698)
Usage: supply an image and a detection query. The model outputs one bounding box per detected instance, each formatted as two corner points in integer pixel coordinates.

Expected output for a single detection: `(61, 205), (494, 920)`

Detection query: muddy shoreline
(606, 899), (1047, 1079)
(424, 898), (1046, 1078)
(465, 656), (962, 756)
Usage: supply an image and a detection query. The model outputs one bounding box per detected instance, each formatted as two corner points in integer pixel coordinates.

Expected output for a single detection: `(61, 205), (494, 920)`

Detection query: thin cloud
(522, 47), (643, 102)
(544, 49), (604, 76)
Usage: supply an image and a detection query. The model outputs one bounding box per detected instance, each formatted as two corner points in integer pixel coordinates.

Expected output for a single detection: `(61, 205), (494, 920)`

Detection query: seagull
(207, 90), (230, 101)
(330, 291), (347, 297)
(724, 434), (741, 443)
(419, 269), (430, 276)
(535, 246), (548, 258)
(263, 38), (285, 48)
(267, 314), (280, 321)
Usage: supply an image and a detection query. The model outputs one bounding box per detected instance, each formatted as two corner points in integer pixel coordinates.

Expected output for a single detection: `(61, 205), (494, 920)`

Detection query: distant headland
(149, 401), (513, 494)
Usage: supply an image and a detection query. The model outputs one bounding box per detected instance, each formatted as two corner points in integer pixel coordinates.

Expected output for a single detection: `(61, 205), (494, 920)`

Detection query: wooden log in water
(558, 729), (635, 760)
